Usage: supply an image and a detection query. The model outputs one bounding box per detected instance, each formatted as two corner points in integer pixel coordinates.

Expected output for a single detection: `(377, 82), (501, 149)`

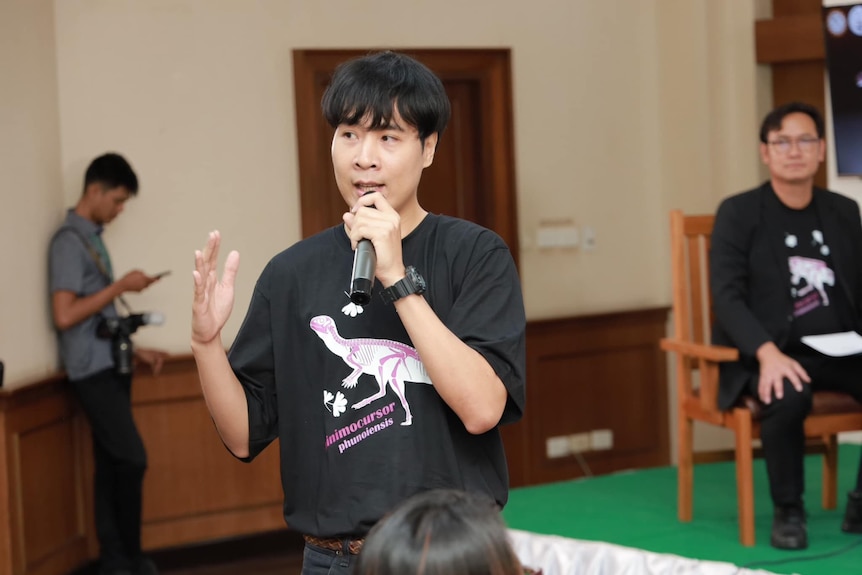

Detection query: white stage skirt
(508, 529), (790, 575)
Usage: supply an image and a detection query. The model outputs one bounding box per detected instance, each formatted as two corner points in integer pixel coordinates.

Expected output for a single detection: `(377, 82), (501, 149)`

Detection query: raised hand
(192, 231), (240, 345)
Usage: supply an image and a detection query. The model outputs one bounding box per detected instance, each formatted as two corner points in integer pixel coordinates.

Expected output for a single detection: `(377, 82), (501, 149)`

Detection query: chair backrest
(668, 210), (715, 348)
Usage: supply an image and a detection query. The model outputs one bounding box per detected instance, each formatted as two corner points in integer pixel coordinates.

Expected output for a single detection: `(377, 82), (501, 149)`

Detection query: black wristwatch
(379, 266), (426, 304)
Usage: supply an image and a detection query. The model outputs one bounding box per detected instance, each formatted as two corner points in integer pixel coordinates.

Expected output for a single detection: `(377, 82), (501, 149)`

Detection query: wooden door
(292, 49), (519, 266)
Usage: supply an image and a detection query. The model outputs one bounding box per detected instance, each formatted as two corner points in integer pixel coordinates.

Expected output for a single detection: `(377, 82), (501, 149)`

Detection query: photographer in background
(49, 153), (167, 575)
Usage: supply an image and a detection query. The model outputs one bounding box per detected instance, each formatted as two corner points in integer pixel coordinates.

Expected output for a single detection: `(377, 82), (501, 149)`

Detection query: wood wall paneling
(0, 360), (286, 575)
(773, 0), (822, 17)
(0, 409), (10, 575)
(503, 308), (670, 487)
(754, 15), (824, 64)
(17, 417), (84, 572)
(131, 358), (285, 551)
(0, 379), (90, 575)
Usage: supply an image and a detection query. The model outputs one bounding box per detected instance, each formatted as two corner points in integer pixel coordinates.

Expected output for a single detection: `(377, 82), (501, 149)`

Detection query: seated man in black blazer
(710, 102), (862, 550)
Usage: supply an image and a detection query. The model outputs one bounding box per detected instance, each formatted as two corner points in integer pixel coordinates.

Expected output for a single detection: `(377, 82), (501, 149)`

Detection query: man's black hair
(759, 102), (825, 143)
(83, 153), (139, 195)
(322, 51), (451, 145)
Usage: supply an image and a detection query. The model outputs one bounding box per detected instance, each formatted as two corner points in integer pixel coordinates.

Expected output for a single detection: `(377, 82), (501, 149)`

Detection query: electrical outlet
(546, 435), (570, 458)
(568, 432), (591, 452)
(537, 225), (579, 248)
(590, 429), (613, 450)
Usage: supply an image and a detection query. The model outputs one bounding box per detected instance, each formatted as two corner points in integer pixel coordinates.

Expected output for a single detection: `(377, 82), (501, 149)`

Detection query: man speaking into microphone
(190, 51), (526, 575)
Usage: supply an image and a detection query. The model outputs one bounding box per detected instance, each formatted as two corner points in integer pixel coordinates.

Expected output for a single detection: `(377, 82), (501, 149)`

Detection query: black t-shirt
(766, 193), (849, 350)
(227, 214), (526, 538)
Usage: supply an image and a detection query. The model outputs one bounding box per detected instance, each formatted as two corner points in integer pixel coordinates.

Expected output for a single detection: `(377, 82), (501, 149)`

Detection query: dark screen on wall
(823, 4), (862, 176)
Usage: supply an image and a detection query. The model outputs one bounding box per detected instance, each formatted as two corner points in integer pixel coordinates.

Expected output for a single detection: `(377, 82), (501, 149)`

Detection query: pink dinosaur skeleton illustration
(789, 256), (834, 305)
(310, 315), (432, 426)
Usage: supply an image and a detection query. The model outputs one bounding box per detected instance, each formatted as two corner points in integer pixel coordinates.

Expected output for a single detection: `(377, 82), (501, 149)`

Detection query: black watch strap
(380, 266), (426, 304)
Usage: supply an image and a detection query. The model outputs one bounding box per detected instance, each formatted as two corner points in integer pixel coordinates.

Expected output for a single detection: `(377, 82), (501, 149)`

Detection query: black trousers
(748, 354), (862, 507)
(71, 368), (147, 572)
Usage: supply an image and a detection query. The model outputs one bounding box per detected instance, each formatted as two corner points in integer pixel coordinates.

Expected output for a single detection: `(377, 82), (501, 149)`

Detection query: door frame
(292, 48), (520, 267)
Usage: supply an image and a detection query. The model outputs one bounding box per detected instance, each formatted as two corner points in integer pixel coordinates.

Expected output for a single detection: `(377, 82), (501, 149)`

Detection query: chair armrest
(661, 338), (737, 414)
(660, 338), (739, 362)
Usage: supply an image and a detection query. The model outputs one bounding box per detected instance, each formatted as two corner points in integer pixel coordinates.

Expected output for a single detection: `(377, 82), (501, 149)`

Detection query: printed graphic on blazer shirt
(313, 301), (433, 455)
(785, 229), (836, 318)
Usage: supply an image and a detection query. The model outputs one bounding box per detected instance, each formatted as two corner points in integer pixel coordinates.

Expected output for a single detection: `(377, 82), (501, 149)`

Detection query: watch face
(407, 267), (426, 292)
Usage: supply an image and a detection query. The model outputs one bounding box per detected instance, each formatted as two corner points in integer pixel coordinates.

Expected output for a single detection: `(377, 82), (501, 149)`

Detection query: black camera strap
(61, 226), (133, 314)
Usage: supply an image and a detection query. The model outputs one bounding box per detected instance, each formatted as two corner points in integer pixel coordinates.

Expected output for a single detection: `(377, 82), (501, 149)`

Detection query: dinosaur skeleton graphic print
(774, 196), (847, 342)
(227, 213), (526, 538)
(312, 314), (432, 427)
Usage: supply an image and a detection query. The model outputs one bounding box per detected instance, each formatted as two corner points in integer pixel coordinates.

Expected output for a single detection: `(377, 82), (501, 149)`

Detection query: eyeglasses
(766, 136), (821, 154)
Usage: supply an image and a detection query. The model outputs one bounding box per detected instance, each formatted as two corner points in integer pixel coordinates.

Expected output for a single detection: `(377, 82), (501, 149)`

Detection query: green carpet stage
(503, 444), (862, 575)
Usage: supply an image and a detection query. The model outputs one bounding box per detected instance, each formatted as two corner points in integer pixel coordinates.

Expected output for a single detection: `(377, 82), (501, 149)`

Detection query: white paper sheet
(800, 331), (862, 357)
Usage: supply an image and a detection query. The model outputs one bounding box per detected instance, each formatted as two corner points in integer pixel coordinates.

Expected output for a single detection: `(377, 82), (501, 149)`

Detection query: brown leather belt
(303, 534), (365, 555)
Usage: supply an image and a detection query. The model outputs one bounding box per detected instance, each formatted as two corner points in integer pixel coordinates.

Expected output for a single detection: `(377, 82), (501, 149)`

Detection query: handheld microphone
(350, 240), (376, 305)
(349, 194), (377, 305)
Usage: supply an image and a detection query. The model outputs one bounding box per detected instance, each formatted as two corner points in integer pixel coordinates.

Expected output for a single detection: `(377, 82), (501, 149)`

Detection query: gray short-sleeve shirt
(49, 209), (118, 380)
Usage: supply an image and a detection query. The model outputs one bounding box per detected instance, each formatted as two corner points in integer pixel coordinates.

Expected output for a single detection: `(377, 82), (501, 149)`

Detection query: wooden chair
(660, 209), (862, 546)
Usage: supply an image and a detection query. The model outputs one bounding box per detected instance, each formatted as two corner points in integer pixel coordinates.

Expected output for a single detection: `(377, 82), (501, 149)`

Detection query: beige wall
(2, 0), (766, 400)
(0, 0), (63, 385)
